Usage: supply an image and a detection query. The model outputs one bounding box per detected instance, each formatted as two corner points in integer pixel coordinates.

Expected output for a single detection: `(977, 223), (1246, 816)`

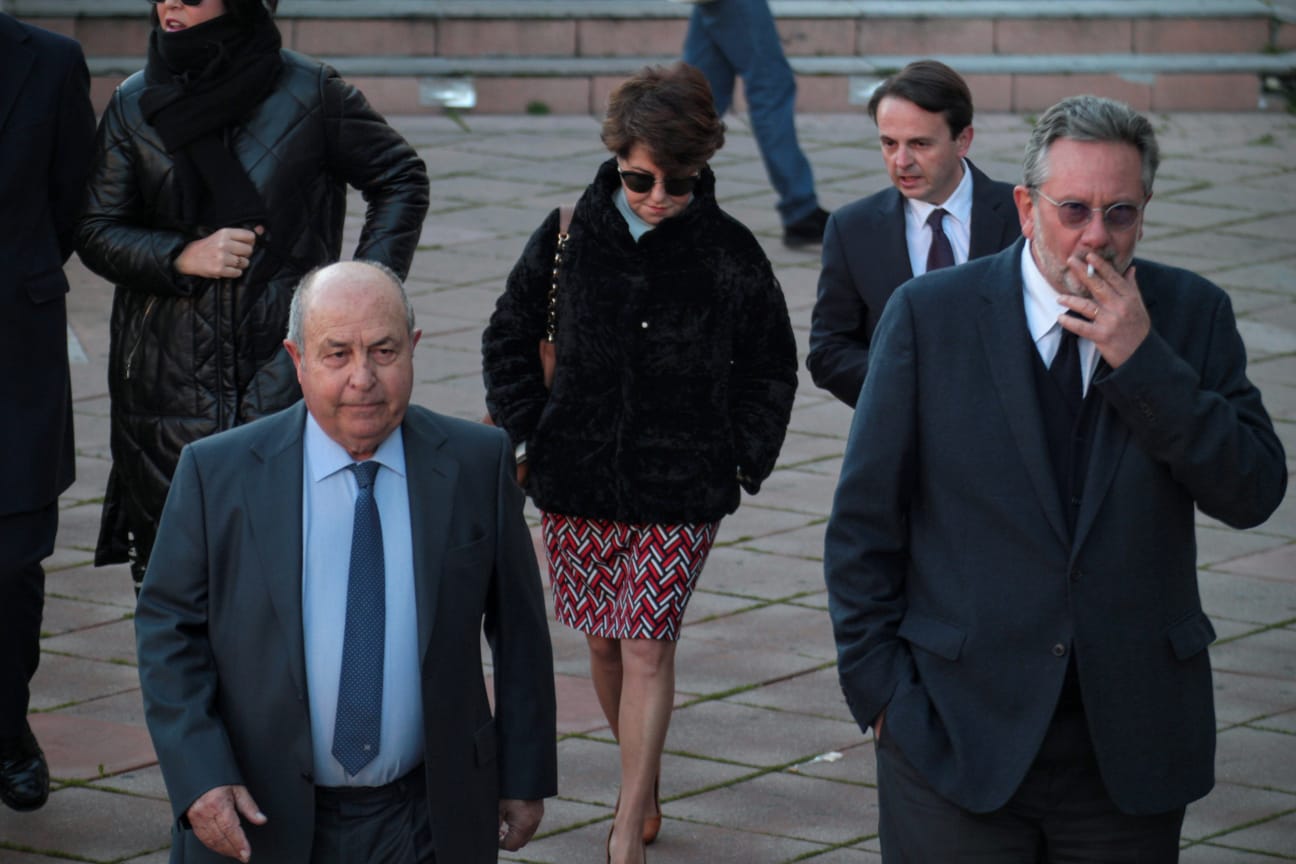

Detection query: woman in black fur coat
(482, 63), (797, 864)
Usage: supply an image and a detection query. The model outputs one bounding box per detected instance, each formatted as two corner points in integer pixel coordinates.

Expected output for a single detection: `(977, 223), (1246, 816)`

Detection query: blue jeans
(684, 0), (819, 225)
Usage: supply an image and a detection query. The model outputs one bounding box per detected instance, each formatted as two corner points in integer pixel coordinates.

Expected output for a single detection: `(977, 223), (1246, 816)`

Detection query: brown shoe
(642, 773), (661, 845)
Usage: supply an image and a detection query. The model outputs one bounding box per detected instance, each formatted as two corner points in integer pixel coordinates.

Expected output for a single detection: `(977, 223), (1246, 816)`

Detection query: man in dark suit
(825, 96), (1287, 861)
(136, 261), (557, 863)
(807, 60), (1020, 407)
(0, 13), (96, 814)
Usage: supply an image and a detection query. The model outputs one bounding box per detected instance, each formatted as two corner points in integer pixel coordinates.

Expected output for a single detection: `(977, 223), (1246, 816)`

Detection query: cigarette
(1087, 263), (1095, 277)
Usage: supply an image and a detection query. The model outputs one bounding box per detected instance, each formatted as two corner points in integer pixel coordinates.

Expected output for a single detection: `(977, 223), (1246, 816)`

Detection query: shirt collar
(1020, 239), (1067, 345)
(304, 412), (406, 483)
(906, 158), (973, 230)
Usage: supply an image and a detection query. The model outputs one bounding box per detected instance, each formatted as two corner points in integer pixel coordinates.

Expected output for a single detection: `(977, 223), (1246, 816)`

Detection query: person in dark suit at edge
(825, 94), (1286, 862)
(135, 261), (557, 863)
(808, 60), (1020, 407)
(0, 12), (96, 815)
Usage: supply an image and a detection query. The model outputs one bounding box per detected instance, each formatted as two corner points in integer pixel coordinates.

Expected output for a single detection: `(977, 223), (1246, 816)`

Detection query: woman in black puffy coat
(483, 63), (797, 864)
(77, 0), (428, 587)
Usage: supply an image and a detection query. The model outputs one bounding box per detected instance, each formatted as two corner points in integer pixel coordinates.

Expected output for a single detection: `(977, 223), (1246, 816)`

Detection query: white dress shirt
(905, 158), (974, 277)
(302, 414), (423, 786)
(1021, 241), (1100, 396)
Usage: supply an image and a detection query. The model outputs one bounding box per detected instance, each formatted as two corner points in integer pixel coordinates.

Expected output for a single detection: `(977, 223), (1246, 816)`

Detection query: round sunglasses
(147, 0), (207, 6)
(618, 169), (699, 198)
(1032, 188), (1144, 231)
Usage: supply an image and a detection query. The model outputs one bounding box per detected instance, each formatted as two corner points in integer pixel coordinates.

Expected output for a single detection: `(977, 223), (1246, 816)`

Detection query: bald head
(283, 260), (423, 460)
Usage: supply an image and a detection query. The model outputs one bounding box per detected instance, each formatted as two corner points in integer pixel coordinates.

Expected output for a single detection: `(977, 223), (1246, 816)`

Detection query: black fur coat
(482, 159), (797, 524)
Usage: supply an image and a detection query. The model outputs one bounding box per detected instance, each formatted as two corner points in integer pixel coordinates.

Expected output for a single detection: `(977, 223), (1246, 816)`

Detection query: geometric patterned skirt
(541, 512), (720, 641)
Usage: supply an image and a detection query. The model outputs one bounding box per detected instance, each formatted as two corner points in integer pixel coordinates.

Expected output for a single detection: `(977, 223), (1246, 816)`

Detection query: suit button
(1052, 643), (1067, 657)
(1069, 569), (1081, 582)
(301, 770), (314, 783)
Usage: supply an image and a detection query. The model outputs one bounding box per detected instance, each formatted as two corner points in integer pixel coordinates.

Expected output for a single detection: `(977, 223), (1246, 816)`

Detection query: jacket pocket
(1166, 610), (1216, 660)
(24, 269), (69, 305)
(473, 718), (497, 767)
(898, 612), (966, 661)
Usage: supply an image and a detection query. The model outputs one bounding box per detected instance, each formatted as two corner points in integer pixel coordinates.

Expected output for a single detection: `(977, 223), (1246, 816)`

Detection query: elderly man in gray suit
(825, 96), (1286, 861)
(136, 260), (557, 864)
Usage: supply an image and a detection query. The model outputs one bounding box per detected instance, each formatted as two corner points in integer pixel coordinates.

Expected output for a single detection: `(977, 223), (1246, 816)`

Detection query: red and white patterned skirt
(541, 512), (720, 641)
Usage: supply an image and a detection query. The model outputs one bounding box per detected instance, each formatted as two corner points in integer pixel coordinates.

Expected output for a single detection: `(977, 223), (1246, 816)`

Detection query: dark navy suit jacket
(825, 238), (1286, 815)
(0, 15), (95, 516)
(807, 160), (1019, 407)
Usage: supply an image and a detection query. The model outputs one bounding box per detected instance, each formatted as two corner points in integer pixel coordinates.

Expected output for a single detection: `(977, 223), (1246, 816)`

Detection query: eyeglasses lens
(620, 170), (696, 197)
(1058, 201), (1140, 230)
(149, 0), (205, 6)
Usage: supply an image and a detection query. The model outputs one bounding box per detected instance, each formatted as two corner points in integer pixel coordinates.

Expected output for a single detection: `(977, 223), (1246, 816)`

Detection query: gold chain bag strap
(537, 205), (573, 388)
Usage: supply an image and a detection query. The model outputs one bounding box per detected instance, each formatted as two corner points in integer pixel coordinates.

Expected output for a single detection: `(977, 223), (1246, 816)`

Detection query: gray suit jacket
(807, 160), (1020, 407)
(825, 239), (1286, 815)
(136, 402), (557, 864)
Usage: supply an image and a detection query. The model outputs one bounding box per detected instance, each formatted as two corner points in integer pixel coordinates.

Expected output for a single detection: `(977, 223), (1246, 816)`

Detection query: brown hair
(601, 63), (726, 176)
(866, 59), (974, 140)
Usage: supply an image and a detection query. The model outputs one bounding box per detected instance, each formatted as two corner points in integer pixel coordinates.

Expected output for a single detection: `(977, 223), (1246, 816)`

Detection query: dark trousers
(0, 503), (57, 736)
(313, 768), (435, 864)
(875, 708), (1185, 863)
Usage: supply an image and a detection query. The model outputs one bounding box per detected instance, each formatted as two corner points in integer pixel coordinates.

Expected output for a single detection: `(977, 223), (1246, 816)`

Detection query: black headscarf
(139, 6), (283, 228)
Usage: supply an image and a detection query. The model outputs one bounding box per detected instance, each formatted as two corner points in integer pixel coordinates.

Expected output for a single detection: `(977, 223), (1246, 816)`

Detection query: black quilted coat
(78, 50), (429, 567)
(482, 159), (798, 524)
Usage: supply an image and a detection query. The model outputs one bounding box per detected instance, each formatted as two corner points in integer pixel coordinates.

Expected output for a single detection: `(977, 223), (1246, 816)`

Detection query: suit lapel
(401, 408), (455, 664)
(1071, 279), (1157, 554)
(244, 404), (309, 698)
(878, 190), (914, 288)
(975, 243), (1070, 549)
(0, 21), (35, 137)
(967, 162), (1015, 258)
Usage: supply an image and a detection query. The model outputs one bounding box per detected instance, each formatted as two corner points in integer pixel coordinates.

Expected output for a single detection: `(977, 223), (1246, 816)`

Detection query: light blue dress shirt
(302, 415), (423, 786)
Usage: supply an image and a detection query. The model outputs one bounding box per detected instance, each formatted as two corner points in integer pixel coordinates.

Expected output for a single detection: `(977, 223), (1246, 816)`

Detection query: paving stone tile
(741, 521), (828, 561)
(684, 602), (837, 663)
(0, 786), (170, 862)
(1193, 810), (1296, 860)
(716, 503), (826, 546)
(785, 739), (877, 787)
(28, 652), (141, 713)
(1179, 840), (1296, 862)
(1212, 667), (1296, 729)
(1196, 524), (1293, 568)
(1216, 540), (1296, 582)
(553, 736), (752, 810)
(39, 596), (133, 640)
(1210, 629), (1296, 697)
(1182, 781), (1296, 844)
(729, 666), (856, 724)
(666, 700), (863, 771)
(697, 546), (827, 601)
(1249, 707), (1296, 735)
(668, 769), (875, 846)
(797, 848), (884, 862)
(88, 763), (168, 801)
(31, 712), (154, 785)
(1197, 571), (1296, 627)
(41, 617), (136, 666)
(675, 636), (830, 700)
(1215, 725), (1296, 795)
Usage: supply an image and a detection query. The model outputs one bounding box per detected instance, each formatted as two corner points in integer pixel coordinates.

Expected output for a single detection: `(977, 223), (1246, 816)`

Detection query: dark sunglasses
(1033, 189), (1143, 232)
(147, 0), (206, 6)
(618, 169), (699, 197)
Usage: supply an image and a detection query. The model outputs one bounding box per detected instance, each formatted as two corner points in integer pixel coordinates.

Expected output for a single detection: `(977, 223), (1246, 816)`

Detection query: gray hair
(1022, 95), (1160, 196)
(286, 260), (415, 345)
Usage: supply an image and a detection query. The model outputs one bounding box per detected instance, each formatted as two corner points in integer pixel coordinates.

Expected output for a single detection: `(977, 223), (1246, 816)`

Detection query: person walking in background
(482, 63), (797, 864)
(136, 261), (556, 864)
(680, 0), (830, 249)
(825, 95), (1286, 862)
(808, 60), (1020, 407)
(0, 13), (96, 815)
(77, 0), (429, 592)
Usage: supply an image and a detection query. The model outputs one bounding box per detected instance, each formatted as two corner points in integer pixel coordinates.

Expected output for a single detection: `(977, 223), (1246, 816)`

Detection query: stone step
(16, 0), (1295, 113)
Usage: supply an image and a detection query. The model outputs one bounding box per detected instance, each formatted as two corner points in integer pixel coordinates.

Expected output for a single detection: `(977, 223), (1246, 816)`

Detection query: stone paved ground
(1, 109), (1293, 862)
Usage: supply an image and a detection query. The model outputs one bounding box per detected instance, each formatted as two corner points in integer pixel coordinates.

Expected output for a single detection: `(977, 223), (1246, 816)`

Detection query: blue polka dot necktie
(926, 208), (955, 272)
(332, 460), (385, 776)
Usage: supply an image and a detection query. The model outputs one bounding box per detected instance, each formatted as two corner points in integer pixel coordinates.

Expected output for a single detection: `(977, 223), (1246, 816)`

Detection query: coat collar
(0, 16), (35, 137)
